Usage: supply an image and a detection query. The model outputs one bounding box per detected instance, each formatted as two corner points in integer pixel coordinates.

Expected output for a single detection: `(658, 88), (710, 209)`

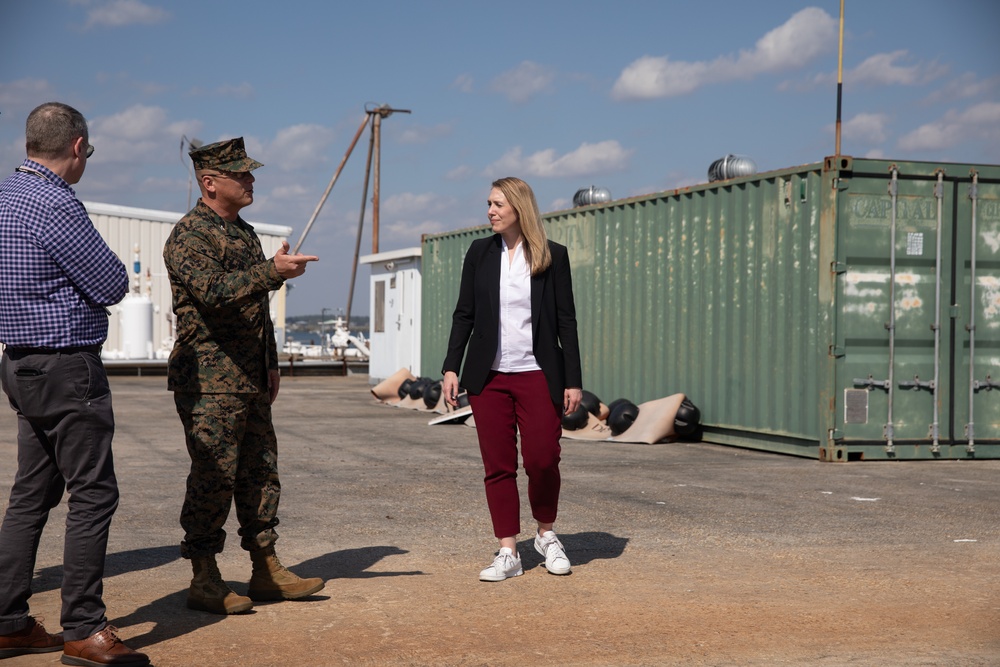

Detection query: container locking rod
(853, 376), (889, 390)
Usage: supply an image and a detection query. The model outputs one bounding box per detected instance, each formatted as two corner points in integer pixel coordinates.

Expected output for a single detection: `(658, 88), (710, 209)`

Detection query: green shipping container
(421, 156), (1000, 460)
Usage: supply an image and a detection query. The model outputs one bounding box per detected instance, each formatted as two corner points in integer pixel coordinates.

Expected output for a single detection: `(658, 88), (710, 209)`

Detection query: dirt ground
(1, 375), (998, 666)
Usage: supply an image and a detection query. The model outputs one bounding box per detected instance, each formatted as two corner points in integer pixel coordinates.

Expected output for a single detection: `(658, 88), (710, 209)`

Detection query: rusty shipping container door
(830, 158), (1000, 460)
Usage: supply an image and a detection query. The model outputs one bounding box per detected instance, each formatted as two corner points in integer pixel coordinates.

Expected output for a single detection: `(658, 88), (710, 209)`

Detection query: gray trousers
(0, 347), (118, 641)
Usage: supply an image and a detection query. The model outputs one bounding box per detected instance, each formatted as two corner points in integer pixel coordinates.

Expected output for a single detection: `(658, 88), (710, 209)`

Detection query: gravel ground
(1, 374), (998, 667)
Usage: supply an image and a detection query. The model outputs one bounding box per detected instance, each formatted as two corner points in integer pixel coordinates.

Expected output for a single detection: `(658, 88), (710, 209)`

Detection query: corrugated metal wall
(421, 156), (1000, 460)
(422, 226), (492, 376)
(86, 202), (291, 358)
(545, 166), (831, 454)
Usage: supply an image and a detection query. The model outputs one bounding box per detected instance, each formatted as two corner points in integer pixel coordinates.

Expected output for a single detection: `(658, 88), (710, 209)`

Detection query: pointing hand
(273, 241), (319, 279)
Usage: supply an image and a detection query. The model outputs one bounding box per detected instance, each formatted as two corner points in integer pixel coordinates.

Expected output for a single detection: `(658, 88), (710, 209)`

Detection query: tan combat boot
(247, 547), (325, 601)
(187, 556), (253, 614)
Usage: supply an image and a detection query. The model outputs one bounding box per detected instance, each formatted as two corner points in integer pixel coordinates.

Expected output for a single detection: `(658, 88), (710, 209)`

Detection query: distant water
(290, 329), (323, 345)
(286, 327), (367, 344)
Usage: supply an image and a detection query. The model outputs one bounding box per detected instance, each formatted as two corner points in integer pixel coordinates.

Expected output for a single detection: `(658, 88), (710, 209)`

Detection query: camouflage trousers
(174, 392), (280, 559)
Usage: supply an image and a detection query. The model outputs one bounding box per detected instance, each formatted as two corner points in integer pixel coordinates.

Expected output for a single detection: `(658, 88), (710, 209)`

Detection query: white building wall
(84, 201), (291, 359)
(360, 247), (422, 385)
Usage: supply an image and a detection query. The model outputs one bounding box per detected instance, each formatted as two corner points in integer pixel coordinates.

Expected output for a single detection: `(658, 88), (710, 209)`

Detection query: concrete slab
(1, 375), (998, 666)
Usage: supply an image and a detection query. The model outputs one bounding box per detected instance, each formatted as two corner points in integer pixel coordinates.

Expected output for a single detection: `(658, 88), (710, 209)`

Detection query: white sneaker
(534, 530), (571, 575)
(479, 547), (523, 582)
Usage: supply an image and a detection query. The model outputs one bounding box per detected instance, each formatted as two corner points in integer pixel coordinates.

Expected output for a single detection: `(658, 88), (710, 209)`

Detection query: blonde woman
(442, 177), (582, 581)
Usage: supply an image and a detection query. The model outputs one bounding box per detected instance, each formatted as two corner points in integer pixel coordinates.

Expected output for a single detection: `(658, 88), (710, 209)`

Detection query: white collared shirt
(492, 238), (541, 373)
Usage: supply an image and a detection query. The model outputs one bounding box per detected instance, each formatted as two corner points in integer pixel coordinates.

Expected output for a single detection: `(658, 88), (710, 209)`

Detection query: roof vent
(573, 185), (612, 207)
(708, 155), (757, 182)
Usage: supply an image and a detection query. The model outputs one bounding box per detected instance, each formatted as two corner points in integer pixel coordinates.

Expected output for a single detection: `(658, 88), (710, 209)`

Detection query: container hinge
(853, 375), (889, 391)
(835, 178), (850, 191)
(973, 375), (998, 392)
(831, 261), (847, 274)
(830, 345), (846, 358)
(883, 423), (895, 454)
(828, 428), (843, 440)
(898, 375), (934, 392)
(964, 422), (976, 454)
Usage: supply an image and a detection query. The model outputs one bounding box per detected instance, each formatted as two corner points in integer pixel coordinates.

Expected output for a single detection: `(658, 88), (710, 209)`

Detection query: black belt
(4, 344), (103, 357)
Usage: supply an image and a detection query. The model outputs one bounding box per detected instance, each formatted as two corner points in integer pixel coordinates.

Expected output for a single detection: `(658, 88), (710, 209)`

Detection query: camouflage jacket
(163, 200), (284, 393)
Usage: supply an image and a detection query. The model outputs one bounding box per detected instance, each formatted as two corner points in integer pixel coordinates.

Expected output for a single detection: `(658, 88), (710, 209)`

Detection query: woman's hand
(442, 371), (461, 408)
(564, 387), (582, 415)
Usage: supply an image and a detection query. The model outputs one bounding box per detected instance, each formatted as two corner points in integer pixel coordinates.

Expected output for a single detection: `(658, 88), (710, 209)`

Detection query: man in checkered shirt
(0, 102), (148, 666)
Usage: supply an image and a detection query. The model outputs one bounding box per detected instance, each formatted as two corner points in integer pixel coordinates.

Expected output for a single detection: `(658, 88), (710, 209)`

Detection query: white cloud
(382, 218), (449, 243)
(897, 101), (1000, 151)
(923, 73), (999, 105)
(92, 104), (169, 140)
(0, 78), (57, 113)
(262, 124), (337, 172)
(734, 7), (836, 74)
(842, 112), (891, 145)
(490, 61), (556, 103)
(549, 197), (572, 212)
(378, 192), (460, 243)
(270, 184), (311, 200)
(784, 50), (950, 92)
(86, 104), (199, 165)
(445, 164), (475, 181)
(82, 0), (170, 29)
(848, 51), (946, 87)
(380, 192), (456, 217)
(612, 7), (837, 100)
(611, 57), (708, 99)
(484, 140), (632, 179)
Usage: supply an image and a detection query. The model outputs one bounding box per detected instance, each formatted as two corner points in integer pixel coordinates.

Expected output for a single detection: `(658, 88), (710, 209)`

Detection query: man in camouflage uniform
(163, 137), (322, 615)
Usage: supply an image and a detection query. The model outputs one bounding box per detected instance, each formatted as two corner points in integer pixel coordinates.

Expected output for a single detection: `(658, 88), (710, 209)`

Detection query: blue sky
(2, 0), (998, 317)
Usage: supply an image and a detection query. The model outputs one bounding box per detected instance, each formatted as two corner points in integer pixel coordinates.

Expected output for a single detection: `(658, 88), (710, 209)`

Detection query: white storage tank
(119, 292), (154, 359)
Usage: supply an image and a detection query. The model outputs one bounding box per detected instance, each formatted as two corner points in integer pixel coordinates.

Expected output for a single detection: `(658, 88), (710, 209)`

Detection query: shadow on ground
(296, 545), (424, 579)
(109, 545), (421, 653)
(516, 531), (628, 572)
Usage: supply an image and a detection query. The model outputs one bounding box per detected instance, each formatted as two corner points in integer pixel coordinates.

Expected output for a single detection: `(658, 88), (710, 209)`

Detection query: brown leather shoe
(0, 616), (63, 658)
(61, 625), (149, 666)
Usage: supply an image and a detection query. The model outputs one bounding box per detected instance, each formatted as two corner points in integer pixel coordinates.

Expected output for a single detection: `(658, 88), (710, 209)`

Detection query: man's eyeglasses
(85, 144), (94, 158)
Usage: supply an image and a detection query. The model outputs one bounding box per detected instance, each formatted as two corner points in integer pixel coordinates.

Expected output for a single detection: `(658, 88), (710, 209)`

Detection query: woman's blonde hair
(492, 176), (551, 275)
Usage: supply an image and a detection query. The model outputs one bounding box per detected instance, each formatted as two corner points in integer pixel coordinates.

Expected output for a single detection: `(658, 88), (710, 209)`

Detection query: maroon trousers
(468, 370), (563, 539)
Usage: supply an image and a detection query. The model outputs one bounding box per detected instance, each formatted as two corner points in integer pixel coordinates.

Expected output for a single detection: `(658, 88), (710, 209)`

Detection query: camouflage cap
(189, 137), (263, 172)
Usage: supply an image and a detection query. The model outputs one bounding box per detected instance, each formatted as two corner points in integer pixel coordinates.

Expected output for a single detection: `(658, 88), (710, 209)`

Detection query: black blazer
(442, 235), (582, 405)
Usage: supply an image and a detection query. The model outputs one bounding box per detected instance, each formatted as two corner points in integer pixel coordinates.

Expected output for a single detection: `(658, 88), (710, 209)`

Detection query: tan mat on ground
(562, 393), (686, 444)
(427, 405), (474, 425)
(371, 368), (417, 404)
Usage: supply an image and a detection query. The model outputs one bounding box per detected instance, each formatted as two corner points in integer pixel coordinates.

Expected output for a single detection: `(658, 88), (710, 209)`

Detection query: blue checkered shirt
(0, 159), (128, 348)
